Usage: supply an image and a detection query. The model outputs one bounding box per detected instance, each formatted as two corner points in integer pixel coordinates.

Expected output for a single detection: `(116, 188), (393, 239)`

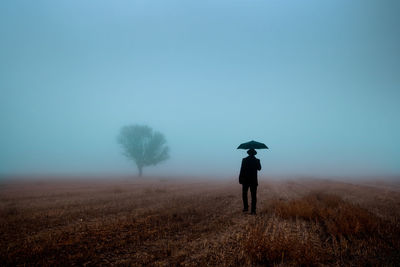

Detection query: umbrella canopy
(237, 140), (268, 150)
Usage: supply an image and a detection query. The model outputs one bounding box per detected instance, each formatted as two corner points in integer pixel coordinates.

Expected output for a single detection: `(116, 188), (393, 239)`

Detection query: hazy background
(1, 0), (399, 178)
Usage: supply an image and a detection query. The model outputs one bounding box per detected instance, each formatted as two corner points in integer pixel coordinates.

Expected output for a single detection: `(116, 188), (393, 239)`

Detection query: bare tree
(117, 124), (169, 176)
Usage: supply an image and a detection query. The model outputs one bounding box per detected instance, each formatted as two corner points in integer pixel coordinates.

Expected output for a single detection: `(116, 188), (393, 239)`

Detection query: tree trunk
(138, 165), (143, 177)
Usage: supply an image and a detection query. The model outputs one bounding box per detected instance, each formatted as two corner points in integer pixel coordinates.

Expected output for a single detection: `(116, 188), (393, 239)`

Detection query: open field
(1, 177), (400, 266)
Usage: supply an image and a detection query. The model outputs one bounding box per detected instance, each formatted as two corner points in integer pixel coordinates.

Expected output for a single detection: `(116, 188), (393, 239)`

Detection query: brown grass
(241, 217), (325, 266)
(1, 178), (399, 266)
(270, 192), (381, 237)
(243, 192), (400, 266)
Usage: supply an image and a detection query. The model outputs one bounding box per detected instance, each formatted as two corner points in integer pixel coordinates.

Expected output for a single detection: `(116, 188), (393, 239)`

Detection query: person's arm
(239, 159), (245, 184)
(257, 159), (261, 171)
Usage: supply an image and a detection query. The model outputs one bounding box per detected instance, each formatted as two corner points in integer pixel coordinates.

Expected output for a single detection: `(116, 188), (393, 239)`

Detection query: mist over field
(1, 0), (400, 178)
(1, 2), (400, 265)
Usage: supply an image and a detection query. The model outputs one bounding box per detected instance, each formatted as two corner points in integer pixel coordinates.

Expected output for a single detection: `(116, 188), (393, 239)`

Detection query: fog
(1, 0), (399, 178)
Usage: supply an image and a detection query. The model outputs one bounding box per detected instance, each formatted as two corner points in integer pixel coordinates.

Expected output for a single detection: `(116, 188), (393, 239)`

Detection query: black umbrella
(237, 140), (268, 150)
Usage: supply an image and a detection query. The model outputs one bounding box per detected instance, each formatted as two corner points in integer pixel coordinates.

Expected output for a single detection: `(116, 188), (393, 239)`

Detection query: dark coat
(239, 155), (261, 185)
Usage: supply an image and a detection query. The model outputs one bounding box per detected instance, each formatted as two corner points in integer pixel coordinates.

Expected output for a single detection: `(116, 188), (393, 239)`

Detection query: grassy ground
(1, 177), (400, 266)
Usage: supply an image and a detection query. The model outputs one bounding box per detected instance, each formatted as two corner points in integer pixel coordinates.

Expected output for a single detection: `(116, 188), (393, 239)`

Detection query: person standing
(239, 148), (261, 214)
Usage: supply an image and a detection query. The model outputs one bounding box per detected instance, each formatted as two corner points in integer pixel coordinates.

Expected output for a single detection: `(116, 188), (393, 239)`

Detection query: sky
(1, 0), (399, 178)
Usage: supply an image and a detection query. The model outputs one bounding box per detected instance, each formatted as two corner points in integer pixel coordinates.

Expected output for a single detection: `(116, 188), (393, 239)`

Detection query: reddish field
(1, 177), (400, 266)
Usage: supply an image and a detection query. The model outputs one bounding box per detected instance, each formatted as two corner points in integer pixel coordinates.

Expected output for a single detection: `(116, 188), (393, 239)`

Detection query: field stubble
(1, 177), (400, 266)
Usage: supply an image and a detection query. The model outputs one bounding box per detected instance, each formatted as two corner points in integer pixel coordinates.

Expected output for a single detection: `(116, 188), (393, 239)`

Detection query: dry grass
(1, 177), (400, 266)
(243, 192), (400, 266)
(241, 217), (325, 266)
(270, 192), (380, 237)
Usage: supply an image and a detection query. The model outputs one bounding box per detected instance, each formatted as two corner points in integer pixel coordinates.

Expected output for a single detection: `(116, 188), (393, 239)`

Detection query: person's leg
(250, 185), (257, 214)
(242, 184), (249, 211)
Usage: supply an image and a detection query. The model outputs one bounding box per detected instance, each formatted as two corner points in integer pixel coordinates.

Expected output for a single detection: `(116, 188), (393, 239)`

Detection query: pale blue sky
(1, 0), (399, 177)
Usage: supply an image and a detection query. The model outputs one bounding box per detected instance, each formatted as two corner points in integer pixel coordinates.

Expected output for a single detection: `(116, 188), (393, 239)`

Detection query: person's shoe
(242, 208), (248, 212)
(250, 211), (256, 215)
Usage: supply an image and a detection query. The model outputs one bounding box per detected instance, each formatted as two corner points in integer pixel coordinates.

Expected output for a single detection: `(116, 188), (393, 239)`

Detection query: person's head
(247, 148), (257, 156)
